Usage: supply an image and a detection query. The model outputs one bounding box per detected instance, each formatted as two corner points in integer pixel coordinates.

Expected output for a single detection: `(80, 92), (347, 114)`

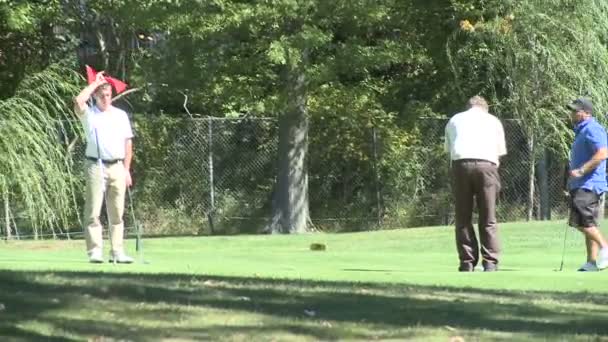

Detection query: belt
(454, 158), (496, 166)
(86, 157), (123, 165)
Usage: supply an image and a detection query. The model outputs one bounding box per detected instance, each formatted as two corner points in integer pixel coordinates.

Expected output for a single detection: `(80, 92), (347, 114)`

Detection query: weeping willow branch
(446, 0), (608, 158)
(0, 65), (83, 238)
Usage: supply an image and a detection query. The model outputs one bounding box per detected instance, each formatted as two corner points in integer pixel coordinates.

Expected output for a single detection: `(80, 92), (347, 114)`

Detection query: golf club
(127, 186), (148, 264)
(557, 225), (569, 271)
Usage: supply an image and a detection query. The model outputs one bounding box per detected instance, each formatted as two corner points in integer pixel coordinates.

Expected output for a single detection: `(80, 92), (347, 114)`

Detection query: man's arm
(571, 147), (608, 177)
(73, 72), (106, 116)
(124, 138), (133, 187)
(571, 126), (608, 177)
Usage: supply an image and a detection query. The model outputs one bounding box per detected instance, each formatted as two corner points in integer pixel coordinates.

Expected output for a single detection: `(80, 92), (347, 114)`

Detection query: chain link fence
(393, 119), (570, 228)
(0, 116), (578, 239)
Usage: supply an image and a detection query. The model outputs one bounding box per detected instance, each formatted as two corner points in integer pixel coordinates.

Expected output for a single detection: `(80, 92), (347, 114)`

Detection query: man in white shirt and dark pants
(445, 96), (507, 272)
(74, 72), (134, 263)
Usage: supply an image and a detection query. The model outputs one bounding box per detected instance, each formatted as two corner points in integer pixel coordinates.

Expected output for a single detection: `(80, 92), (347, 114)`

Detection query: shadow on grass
(0, 270), (607, 341)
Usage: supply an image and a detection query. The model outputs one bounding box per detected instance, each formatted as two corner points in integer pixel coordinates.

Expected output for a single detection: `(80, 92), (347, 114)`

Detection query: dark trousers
(451, 159), (501, 270)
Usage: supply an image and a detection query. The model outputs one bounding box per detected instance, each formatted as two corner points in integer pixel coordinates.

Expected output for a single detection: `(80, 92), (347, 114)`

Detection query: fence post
(371, 126), (382, 226)
(527, 132), (535, 221)
(207, 117), (216, 234)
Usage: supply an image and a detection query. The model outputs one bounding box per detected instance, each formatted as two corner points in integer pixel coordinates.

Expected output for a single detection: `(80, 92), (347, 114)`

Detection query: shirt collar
(463, 106), (487, 116)
(574, 117), (594, 134)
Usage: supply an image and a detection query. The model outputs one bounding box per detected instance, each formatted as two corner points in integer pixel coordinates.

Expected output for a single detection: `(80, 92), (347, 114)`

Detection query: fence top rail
(191, 116), (278, 121)
(51, 116), (279, 124)
(419, 116), (523, 122)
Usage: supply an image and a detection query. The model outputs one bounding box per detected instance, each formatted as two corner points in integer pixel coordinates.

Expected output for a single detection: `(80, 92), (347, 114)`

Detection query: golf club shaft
(559, 225), (568, 271)
(127, 186), (141, 253)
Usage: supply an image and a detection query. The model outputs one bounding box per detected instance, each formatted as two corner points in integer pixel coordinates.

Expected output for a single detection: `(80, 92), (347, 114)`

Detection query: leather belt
(86, 157), (123, 165)
(454, 158), (496, 166)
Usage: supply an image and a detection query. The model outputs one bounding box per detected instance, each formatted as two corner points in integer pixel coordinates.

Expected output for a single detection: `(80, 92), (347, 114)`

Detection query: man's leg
(106, 163), (128, 258)
(452, 162), (478, 271)
(83, 161), (105, 260)
(572, 189), (608, 269)
(585, 236), (599, 263)
(476, 162), (501, 271)
(578, 227), (608, 269)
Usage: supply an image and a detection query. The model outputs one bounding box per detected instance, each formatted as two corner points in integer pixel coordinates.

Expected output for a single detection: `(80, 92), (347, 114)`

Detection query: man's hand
(95, 71), (107, 85)
(125, 169), (132, 187)
(569, 168), (585, 178)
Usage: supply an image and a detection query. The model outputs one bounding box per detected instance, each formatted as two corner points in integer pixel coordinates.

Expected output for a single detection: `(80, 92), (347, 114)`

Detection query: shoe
(597, 248), (608, 270)
(483, 262), (498, 272)
(577, 261), (599, 272)
(458, 264), (474, 272)
(109, 251), (134, 264)
(88, 248), (104, 263)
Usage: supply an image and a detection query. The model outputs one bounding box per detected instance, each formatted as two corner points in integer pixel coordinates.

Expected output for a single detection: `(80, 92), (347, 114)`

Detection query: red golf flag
(85, 65), (128, 94)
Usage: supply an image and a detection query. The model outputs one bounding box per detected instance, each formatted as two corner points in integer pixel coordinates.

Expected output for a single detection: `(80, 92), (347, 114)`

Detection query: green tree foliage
(0, 1), (77, 99)
(4, 0), (608, 234)
(447, 0), (608, 155)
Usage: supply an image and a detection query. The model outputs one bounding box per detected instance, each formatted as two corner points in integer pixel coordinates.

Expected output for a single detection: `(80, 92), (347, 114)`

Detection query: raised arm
(73, 72), (106, 116)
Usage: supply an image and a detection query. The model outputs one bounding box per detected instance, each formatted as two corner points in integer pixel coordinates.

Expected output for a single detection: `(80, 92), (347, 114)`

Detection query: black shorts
(569, 189), (602, 228)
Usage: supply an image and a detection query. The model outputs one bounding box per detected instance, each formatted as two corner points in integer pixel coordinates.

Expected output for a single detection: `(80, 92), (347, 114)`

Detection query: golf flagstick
(94, 128), (116, 265)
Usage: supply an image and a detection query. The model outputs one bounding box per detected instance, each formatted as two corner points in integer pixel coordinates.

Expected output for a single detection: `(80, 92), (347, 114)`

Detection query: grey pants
(451, 159), (501, 270)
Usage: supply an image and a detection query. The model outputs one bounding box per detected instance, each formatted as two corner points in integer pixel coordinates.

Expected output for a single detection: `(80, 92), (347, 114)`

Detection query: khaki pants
(83, 160), (127, 254)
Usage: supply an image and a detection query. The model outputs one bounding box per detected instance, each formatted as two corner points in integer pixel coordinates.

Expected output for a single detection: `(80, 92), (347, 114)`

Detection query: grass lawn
(1, 220), (608, 341)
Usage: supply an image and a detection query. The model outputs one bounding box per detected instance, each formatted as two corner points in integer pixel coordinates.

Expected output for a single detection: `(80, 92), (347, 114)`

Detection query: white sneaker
(577, 261), (599, 272)
(109, 251), (134, 264)
(596, 248), (608, 270)
(88, 248), (104, 263)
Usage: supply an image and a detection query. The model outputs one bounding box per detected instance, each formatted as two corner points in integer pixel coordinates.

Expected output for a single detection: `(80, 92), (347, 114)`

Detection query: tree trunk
(4, 187), (10, 240)
(268, 57), (309, 234)
(95, 28), (109, 70)
(538, 148), (550, 220)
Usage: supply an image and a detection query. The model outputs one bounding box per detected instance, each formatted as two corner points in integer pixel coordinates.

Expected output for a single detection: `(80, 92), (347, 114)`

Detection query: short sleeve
(123, 113), (134, 139)
(80, 106), (94, 130)
(444, 120), (453, 153)
(587, 124), (608, 151)
(496, 119), (507, 156)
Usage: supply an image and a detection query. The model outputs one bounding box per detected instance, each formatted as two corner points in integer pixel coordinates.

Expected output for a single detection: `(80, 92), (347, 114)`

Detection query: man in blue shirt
(567, 97), (608, 271)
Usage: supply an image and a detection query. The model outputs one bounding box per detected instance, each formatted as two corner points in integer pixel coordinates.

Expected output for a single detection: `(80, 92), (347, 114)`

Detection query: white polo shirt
(81, 105), (134, 160)
(444, 106), (507, 165)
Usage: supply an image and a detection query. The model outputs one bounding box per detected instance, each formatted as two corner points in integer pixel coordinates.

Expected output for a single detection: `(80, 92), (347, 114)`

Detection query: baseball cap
(567, 97), (593, 114)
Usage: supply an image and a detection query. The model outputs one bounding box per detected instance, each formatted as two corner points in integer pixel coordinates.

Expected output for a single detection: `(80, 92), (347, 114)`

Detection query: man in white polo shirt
(445, 96), (507, 272)
(73, 72), (134, 263)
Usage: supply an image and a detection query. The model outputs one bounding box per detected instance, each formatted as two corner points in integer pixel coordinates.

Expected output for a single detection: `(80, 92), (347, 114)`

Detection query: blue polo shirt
(569, 117), (608, 193)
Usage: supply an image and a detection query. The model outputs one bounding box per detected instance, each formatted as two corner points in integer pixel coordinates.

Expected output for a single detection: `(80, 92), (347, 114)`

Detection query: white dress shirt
(444, 106), (507, 165)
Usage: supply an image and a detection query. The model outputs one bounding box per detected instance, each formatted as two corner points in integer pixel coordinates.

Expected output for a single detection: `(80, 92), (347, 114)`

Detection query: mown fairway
(1, 220), (607, 341)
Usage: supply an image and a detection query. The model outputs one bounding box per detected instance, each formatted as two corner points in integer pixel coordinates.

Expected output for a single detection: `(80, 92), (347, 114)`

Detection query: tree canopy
(3, 0), (608, 235)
